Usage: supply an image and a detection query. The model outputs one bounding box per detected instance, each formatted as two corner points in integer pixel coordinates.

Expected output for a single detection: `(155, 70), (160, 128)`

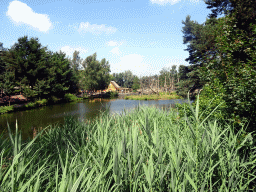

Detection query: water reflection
(0, 98), (192, 142)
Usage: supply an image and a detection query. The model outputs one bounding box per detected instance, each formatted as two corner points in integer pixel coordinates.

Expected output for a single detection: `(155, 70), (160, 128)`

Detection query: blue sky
(0, 0), (213, 77)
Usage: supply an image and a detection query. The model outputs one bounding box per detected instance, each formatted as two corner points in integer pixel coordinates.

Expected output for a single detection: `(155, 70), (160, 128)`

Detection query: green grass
(0, 95), (255, 191)
(0, 95), (88, 115)
(124, 91), (183, 100)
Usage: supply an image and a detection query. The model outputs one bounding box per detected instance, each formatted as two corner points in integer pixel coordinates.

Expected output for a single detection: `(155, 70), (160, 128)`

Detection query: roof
(110, 81), (121, 89)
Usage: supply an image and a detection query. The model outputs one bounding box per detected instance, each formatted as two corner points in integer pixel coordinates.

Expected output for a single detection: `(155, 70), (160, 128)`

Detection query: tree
(80, 53), (111, 92)
(112, 73), (124, 87)
(204, 0), (233, 18)
(199, 12), (256, 132)
(132, 76), (140, 92)
(170, 65), (178, 91)
(5, 36), (50, 98)
(0, 55), (16, 98)
(45, 51), (73, 97)
(98, 58), (111, 91)
(175, 65), (203, 98)
(123, 70), (134, 88)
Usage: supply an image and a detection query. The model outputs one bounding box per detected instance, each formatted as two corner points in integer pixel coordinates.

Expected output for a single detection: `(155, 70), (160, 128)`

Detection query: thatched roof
(110, 81), (121, 89)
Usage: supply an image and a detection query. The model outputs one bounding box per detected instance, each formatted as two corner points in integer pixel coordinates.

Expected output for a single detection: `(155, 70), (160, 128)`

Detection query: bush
(35, 99), (48, 106)
(25, 102), (37, 108)
(0, 105), (14, 114)
(48, 95), (60, 104)
(64, 93), (78, 102)
(176, 79), (227, 125)
(104, 91), (118, 99)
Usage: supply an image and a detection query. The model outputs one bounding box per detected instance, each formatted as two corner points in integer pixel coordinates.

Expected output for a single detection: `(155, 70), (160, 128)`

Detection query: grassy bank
(0, 92), (120, 115)
(124, 91), (183, 100)
(0, 97), (255, 191)
(0, 93), (89, 115)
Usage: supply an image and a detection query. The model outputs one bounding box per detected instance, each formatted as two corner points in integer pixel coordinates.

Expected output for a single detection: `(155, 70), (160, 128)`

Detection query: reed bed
(0, 96), (255, 191)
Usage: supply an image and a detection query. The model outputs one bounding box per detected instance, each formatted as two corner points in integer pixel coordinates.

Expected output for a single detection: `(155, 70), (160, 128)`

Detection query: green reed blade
(185, 172), (197, 191)
(19, 158), (48, 192)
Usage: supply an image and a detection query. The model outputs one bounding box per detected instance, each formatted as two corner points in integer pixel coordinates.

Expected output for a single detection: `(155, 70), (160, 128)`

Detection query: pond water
(0, 98), (192, 142)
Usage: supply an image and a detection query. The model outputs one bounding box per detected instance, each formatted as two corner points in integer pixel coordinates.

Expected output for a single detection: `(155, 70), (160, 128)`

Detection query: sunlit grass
(0, 93), (255, 191)
(125, 91), (183, 100)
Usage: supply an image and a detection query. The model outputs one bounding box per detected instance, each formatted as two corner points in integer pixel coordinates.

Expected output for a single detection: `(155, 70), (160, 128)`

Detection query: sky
(0, 0), (213, 77)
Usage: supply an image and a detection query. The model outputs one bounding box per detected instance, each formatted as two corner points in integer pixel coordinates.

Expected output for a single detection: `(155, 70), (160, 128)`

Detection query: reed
(0, 93), (255, 191)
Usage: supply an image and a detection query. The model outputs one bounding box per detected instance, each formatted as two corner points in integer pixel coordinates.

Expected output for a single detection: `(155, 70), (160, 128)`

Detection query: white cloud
(110, 47), (121, 55)
(78, 22), (117, 35)
(6, 0), (52, 32)
(111, 54), (156, 77)
(150, 0), (181, 5)
(60, 46), (88, 57)
(107, 41), (123, 46)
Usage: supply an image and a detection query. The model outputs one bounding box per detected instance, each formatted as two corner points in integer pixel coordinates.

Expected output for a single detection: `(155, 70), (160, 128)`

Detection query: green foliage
(24, 102), (37, 108)
(35, 99), (48, 106)
(112, 70), (135, 88)
(47, 51), (72, 97)
(1, 102), (255, 191)
(64, 93), (79, 102)
(132, 76), (140, 91)
(175, 65), (203, 98)
(112, 73), (125, 87)
(79, 53), (111, 92)
(47, 95), (60, 104)
(0, 36), (77, 99)
(199, 12), (256, 132)
(176, 79), (227, 125)
(109, 91), (118, 99)
(181, 1), (256, 133)
(0, 105), (14, 114)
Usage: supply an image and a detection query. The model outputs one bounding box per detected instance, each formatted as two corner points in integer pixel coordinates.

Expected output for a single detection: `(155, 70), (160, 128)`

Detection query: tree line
(0, 34), (201, 101)
(0, 36), (112, 100)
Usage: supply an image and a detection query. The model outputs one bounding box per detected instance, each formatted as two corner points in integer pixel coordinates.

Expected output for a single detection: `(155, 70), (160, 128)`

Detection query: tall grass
(0, 93), (255, 191)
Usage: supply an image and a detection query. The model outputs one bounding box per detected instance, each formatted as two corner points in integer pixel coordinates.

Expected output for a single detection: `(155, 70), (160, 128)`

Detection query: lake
(0, 98), (192, 142)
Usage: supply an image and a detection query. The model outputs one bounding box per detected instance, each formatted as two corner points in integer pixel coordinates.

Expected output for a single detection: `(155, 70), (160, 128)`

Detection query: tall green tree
(98, 58), (111, 91)
(45, 51), (73, 97)
(112, 73), (124, 87)
(132, 76), (140, 91)
(80, 53), (111, 92)
(0, 50), (16, 98)
(123, 70), (134, 88)
(5, 36), (50, 98)
(199, 10), (256, 132)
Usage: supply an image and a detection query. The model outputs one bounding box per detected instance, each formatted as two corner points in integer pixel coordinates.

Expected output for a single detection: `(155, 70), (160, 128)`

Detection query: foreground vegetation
(0, 95), (255, 191)
(124, 91), (182, 100)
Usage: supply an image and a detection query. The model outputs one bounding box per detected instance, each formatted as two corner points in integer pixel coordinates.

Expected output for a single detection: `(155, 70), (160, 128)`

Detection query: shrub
(64, 93), (78, 102)
(176, 79), (227, 125)
(0, 105), (14, 114)
(48, 96), (60, 104)
(104, 91), (118, 99)
(25, 102), (37, 108)
(35, 99), (48, 106)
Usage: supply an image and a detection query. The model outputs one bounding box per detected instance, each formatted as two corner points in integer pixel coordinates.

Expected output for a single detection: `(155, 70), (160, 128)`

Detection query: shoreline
(0, 92), (183, 115)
